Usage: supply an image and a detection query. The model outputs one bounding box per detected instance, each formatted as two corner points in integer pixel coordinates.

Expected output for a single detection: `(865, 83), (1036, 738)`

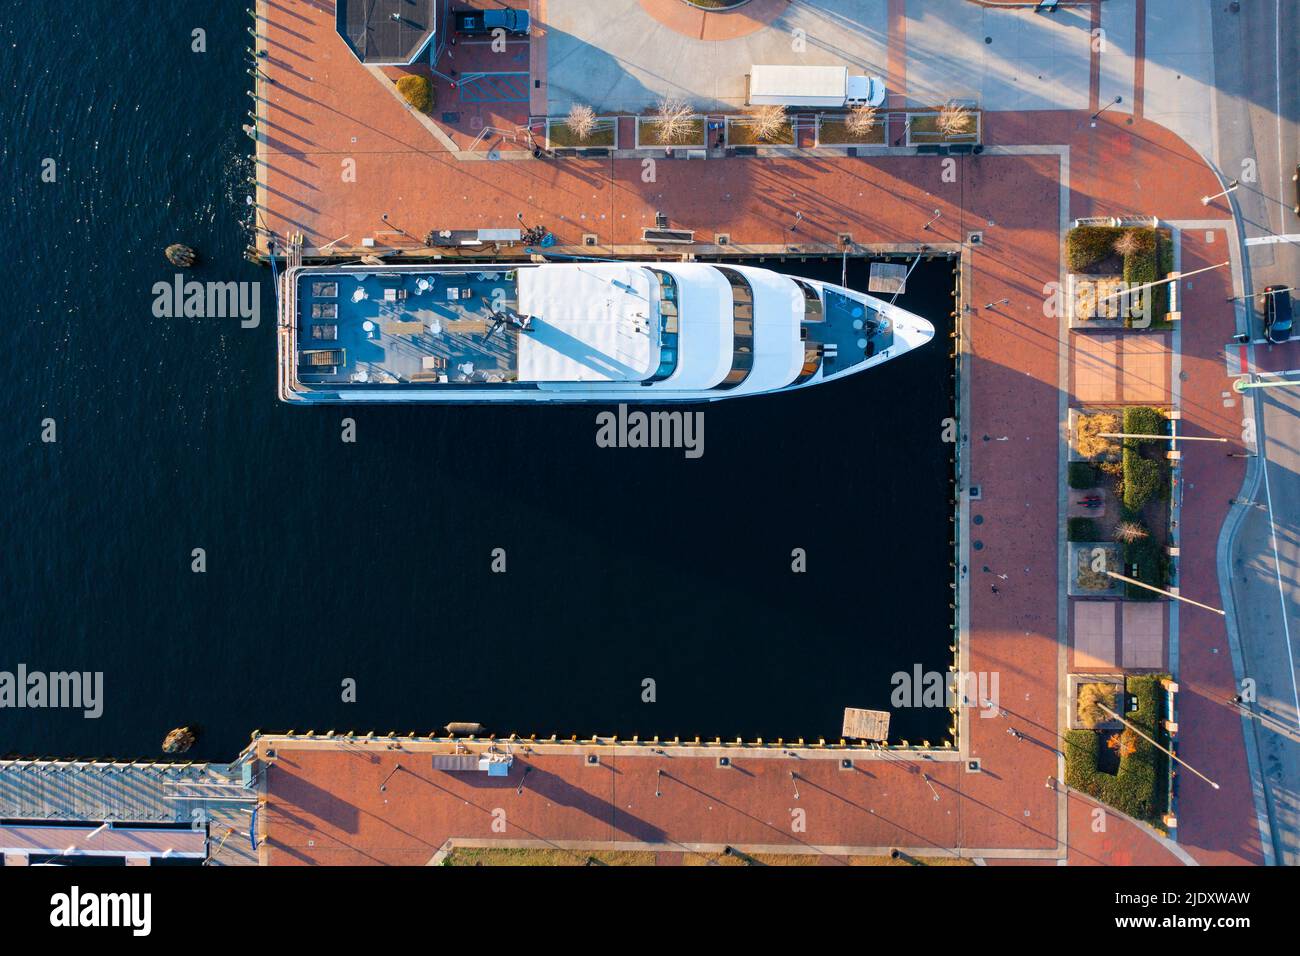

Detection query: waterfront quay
(5, 0), (1247, 866)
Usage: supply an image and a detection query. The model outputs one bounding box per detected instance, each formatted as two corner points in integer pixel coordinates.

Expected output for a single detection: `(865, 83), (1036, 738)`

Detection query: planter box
(1068, 273), (1128, 329)
(1068, 674), (1125, 730)
(906, 109), (981, 145)
(635, 115), (707, 150)
(545, 117), (619, 150)
(815, 114), (885, 146)
(1069, 543), (1123, 597)
(725, 115), (796, 147)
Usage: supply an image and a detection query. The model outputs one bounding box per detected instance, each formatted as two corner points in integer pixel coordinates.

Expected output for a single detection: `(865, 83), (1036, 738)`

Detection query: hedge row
(1068, 517), (1101, 542)
(1123, 533), (1167, 599)
(1065, 674), (1170, 825)
(1121, 407), (1168, 512)
(1068, 461), (1100, 489)
(1066, 226), (1125, 272)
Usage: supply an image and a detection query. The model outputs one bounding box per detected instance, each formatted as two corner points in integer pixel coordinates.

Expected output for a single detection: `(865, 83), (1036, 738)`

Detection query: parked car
(1293, 163), (1299, 215)
(1264, 286), (1293, 344)
(453, 7), (530, 36)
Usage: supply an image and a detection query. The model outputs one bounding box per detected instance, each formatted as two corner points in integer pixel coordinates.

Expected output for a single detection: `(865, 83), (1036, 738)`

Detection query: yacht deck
(295, 268), (523, 387)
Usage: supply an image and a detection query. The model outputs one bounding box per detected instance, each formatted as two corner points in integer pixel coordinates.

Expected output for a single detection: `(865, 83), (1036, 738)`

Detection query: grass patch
(1068, 517), (1101, 542)
(818, 117), (885, 145)
(547, 119), (617, 148)
(1069, 462), (1100, 489)
(1065, 674), (1170, 826)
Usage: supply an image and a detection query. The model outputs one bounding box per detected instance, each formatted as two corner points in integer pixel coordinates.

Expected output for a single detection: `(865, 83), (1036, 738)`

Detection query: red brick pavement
(251, 1), (1260, 865)
(1168, 230), (1265, 865)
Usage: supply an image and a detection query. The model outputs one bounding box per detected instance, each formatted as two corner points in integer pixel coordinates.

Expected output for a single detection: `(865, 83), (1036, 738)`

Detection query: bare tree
(652, 97), (696, 145)
(744, 104), (789, 142)
(1113, 521), (1149, 543)
(845, 104), (880, 137)
(936, 100), (973, 136)
(565, 103), (597, 142)
(1113, 230), (1143, 258)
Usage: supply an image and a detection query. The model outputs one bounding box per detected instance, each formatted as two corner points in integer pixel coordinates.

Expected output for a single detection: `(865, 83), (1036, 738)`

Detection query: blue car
(453, 8), (530, 36)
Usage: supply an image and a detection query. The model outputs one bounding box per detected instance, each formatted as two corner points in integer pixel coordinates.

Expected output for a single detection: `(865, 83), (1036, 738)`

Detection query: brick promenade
(251, 0), (1262, 864)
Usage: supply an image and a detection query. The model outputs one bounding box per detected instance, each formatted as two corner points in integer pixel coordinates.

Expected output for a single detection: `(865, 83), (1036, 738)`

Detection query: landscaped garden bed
(1117, 406), (1171, 599)
(1066, 225), (1174, 328)
(1065, 674), (1171, 827)
(1068, 406), (1171, 598)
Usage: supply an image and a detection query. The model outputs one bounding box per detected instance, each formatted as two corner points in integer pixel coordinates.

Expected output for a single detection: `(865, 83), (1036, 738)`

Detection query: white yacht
(277, 261), (934, 403)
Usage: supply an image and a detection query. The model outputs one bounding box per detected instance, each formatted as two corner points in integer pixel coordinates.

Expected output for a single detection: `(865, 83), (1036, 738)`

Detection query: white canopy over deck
(517, 264), (659, 382)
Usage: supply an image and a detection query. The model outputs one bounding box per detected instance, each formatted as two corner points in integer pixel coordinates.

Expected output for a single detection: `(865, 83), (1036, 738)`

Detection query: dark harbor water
(0, 3), (954, 760)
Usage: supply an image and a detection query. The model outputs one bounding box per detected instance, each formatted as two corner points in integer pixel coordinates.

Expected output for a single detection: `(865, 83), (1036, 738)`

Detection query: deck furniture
(382, 320), (424, 335)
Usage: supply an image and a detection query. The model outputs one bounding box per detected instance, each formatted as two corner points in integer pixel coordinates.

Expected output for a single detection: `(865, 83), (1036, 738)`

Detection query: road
(1211, 0), (1300, 866)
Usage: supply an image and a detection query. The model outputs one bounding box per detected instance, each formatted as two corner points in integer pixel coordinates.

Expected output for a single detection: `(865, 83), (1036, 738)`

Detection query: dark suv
(1264, 286), (1293, 344)
(453, 8), (530, 36)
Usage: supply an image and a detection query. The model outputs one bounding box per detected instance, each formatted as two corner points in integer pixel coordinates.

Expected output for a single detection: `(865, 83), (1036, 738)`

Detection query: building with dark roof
(336, 0), (437, 65)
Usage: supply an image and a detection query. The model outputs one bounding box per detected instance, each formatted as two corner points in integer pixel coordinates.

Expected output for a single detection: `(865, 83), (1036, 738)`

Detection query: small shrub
(1123, 406), (1165, 437)
(1107, 727), (1139, 758)
(1114, 520), (1149, 543)
(936, 101), (972, 136)
(1122, 534), (1166, 599)
(1068, 462), (1100, 489)
(396, 74), (433, 113)
(1078, 682), (1117, 728)
(1076, 412), (1121, 459)
(1113, 230), (1143, 257)
(1068, 517), (1100, 542)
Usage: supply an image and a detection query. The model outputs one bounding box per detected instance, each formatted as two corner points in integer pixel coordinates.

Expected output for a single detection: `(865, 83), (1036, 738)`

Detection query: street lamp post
(1090, 95), (1122, 125)
(381, 213), (415, 242)
(1234, 375), (1300, 393)
(1201, 179), (1240, 206)
(1103, 571), (1224, 615)
(922, 209), (942, 231)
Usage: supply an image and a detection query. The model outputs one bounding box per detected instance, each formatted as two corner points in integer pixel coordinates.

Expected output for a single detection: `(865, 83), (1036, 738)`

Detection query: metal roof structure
(336, 0), (437, 65)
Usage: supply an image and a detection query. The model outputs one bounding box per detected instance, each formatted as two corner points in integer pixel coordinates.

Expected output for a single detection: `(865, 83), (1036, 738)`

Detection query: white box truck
(747, 65), (885, 109)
